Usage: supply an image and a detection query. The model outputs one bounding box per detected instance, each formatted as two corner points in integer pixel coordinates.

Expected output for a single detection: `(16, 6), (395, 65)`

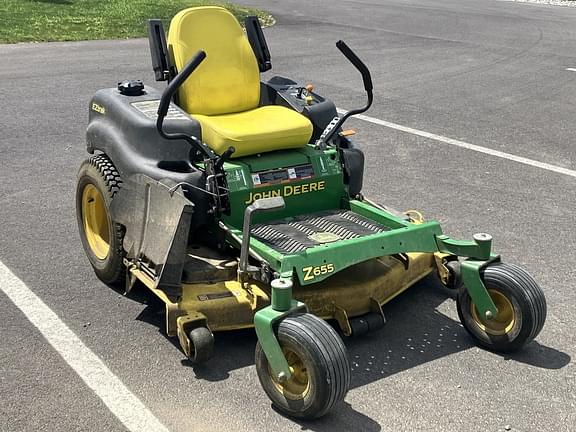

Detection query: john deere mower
(76, 6), (547, 419)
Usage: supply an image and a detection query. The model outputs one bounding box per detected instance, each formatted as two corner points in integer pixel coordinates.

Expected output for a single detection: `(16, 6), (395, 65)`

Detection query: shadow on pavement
(133, 274), (570, 429)
(280, 402), (381, 432)
(499, 341), (571, 369)
(182, 327), (257, 382)
(344, 280), (570, 391)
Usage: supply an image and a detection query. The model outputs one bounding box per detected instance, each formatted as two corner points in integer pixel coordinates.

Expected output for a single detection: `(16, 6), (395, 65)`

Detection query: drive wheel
(255, 313), (350, 419)
(456, 262), (546, 352)
(76, 154), (125, 285)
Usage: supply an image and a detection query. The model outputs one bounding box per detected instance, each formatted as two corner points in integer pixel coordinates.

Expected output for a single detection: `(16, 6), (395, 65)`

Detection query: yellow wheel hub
(270, 349), (310, 400)
(82, 184), (110, 260)
(471, 289), (516, 335)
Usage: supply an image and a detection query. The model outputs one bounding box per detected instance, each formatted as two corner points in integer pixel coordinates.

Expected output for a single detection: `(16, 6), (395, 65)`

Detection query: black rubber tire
(255, 313), (350, 419)
(76, 154), (125, 285)
(456, 262), (546, 352)
(188, 327), (214, 364)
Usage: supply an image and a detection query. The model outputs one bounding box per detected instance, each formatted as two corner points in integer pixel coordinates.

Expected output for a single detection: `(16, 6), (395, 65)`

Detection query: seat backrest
(167, 7), (261, 116)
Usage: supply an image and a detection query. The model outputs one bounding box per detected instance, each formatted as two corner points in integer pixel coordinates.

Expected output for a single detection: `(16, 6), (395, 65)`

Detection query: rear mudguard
(110, 175), (194, 295)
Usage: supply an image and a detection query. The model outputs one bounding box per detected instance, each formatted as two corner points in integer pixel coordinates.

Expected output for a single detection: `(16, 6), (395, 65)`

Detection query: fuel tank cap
(117, 79), (145, 96)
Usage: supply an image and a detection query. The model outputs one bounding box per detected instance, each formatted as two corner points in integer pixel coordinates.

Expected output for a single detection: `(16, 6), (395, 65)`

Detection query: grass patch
(0, 0), (272, 44)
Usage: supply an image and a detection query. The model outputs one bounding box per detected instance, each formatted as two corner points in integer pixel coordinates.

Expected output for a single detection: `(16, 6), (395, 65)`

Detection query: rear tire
(255, 313), (350, 419)
(76, 154), (125, 285)
(456, 262), (546, 352)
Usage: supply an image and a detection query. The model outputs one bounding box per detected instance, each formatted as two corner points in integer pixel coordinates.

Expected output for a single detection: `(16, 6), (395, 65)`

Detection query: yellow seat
(167, 7), (313, 158)
(194, 106), (313, 158)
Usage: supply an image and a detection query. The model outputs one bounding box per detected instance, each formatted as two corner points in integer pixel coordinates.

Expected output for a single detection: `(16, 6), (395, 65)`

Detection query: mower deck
(136, 229), (438, 336)
(164, 249), (437, 335)
(182, 246), (237, 283)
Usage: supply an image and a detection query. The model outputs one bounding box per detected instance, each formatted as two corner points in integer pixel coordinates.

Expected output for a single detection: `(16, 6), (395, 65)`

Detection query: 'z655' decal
(302, 263), (335, 281)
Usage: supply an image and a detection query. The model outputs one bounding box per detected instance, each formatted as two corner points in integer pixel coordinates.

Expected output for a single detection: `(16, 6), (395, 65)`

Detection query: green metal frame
(229, 200), (442, 284)
(221, 140), (501, 379)
(227, 201), (497, 286)
(248, 200), (501, 378)
(254, 279), (306, 381)
(435, 233), (499, 317)
(459, 257), (500, 318)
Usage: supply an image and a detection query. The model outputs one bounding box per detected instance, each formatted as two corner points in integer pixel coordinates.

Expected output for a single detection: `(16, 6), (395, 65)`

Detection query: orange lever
(339, 129), (357, 137)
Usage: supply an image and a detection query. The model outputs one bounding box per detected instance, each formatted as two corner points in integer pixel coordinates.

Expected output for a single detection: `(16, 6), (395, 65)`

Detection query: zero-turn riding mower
(76, 6), (547, 419)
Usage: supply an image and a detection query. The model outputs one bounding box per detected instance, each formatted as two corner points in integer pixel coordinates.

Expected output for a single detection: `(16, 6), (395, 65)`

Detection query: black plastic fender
(340, 143), (365, 198)
(86, 85), (212, 228)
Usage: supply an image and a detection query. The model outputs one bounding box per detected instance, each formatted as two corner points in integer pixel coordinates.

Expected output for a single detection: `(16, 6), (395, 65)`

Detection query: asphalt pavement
(0, 0), (575, 431)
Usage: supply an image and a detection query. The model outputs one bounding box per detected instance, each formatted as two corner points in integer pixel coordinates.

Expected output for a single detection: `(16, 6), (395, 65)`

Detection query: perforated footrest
(251, 210), (389, 255)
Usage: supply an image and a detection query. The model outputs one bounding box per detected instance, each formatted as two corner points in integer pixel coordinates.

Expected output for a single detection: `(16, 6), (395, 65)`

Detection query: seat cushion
(194, 105), (313, 158)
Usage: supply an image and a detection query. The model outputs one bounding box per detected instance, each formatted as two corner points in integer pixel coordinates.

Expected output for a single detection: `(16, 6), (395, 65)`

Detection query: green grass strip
(0, 0), (272, 44)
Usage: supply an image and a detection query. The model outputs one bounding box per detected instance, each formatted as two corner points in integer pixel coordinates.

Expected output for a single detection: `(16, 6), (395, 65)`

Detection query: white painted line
(337, 108), (576, 179)
(565, 68), (576, 72)
(0, 261), (170, 432)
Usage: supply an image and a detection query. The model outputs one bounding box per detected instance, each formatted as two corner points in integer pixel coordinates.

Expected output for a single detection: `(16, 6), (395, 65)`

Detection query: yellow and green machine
(76, 6), (547, 419)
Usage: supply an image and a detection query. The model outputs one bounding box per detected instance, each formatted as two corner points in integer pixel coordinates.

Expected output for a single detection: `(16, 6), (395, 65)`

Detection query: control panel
(264, 76), (339, 142)
(251, 164), (315, 188)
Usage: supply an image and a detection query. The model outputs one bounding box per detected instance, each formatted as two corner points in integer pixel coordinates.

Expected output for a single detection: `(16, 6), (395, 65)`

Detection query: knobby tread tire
(76, 154), (125, 285)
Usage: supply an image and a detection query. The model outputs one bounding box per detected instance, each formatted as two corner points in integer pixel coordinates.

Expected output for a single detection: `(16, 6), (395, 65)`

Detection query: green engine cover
(222, 146), (346, 228)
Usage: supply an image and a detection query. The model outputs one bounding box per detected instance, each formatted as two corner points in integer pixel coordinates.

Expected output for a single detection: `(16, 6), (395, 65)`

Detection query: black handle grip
(215, 146), (236, 169)
(157, 50), (206, 117)
(221, 146), (236, 160)
(336, 40), (373, 92)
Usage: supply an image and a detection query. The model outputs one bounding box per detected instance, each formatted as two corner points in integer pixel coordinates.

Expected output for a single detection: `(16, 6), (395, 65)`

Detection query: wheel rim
(471, 289), (516, 335)
(81, 184), (110, 260)
(270, 349), (310, 400)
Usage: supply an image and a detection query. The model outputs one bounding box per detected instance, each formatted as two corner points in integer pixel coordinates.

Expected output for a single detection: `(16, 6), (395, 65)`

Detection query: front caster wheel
(188, 327), (214, 364)
(456, 262), (546, 352)
(255, 313), (350, 419)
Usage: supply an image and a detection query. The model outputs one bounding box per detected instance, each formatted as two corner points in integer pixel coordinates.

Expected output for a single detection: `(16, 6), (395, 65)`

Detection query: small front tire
(255, 313), (350, 419)
(188, 327), (214, 364)
(456, 262), (546, 352)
